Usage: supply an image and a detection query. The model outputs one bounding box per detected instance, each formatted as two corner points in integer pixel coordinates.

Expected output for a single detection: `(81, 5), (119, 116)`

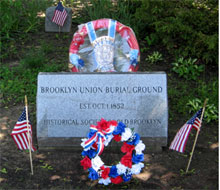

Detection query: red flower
(121, 142), (135, 153)
(97, 118), (109, 131)
(108, 120), (118, 127)
(80, 156), (91, 170)
(97, 119), (117, 132)
(121, 153), (132, 168)
(111, 176), (123, 184)
(113, 134), (121, 142)
(101, 167), (110, 179)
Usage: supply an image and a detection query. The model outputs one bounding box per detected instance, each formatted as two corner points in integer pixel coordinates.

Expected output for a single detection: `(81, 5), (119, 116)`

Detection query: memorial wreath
(69, 19), (140, 72)
(80, 118), (145, 185)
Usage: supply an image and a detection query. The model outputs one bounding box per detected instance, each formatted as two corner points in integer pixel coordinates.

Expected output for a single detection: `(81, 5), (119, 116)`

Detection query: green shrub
(144, 33), (159, 46)
(172, 57), (204, 80)
(73, 0), (140, 32)
(134, 0), (218, 64)
(145, 51), (163, 64)
(187, 98), (218, 123)
(168, 78), (218, 120)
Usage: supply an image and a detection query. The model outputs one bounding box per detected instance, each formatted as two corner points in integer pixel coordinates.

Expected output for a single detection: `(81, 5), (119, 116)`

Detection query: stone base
(37, 137), (167, 153)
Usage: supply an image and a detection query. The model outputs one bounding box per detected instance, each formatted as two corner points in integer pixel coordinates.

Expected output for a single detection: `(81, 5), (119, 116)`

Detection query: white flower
(135, 140), (146, 154)
(109, 125), (116, 132)
(131, 163), (144, 175)
(121, 128), (132, 141)
(116, 162), (127, 175)
(98, 177), (111, 185)
(104, 134), (113, 146)
(91, 156), (104, 171)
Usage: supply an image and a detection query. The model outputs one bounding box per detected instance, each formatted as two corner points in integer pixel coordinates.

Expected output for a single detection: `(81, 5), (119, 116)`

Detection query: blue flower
(109, 165), (119, 178)
(122, 173), (132, 182)
(69, 54), (85, 68)
(132, 153), (144, 164)
(130, 59), (137, 66)
(113, 122), (126, 135)
(88, 168), (99, 180)
(78, 59), (84, 67)
(127, 133), (140, 145)
(70, 54), (79, 66)
(129, 49), (138, 61)
(81, 149), (96, 159)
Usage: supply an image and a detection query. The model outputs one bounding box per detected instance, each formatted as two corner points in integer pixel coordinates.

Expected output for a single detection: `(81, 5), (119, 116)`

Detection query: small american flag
(11, 108), (36, 152)
(169, 108), (202, 153)
(52, 2), (68, 27)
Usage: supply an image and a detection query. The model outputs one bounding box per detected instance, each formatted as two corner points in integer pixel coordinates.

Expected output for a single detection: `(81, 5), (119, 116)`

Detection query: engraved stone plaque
(37, 72), (168, 151)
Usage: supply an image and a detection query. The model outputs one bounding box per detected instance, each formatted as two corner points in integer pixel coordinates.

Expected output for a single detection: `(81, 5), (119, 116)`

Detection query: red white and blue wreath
(80, 118), (145, 185)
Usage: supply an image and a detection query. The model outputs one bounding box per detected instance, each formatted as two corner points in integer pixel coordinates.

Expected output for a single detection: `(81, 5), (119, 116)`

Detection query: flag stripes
(169, 109), (202, 153)
(11, 130), (36, 152)
(169, 124), (193, 153)
(11, 109), (36, 152)
(52, 2), (67, 26)
(192, 118), (200, 130)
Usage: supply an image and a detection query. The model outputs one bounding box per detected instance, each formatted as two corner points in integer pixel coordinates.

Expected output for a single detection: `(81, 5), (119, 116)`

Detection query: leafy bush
(134, 0), (218, 64)
(144, 33), (159, 46)
(145, 51), (163, 64)
(73, 0), (140, 31)
(172, 57), (204, 80)
(168, 79), (218, 120)
(187, 98), (218, 123)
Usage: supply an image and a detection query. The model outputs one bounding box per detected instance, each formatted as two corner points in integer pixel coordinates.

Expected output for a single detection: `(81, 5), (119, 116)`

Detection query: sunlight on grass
(133, 171), (152, 181)
(35, 154), (46, 159)
(50, 175), (61, 181)
(37, 11), (45, 18)
(0, 178), (7, 182)
(0, 133), (6, 140)
(1, 124), (7, 130)
(210, 142), (218, 150)
(161, 172), (177, 186)
(80, 175), (87, 180)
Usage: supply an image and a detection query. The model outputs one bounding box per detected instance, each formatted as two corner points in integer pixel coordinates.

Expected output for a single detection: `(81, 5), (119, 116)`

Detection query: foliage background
(0, 0), (218, 189)
(1, 0), (218, 122)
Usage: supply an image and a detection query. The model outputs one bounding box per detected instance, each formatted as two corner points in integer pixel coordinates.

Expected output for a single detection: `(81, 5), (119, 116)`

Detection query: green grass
(0, 46), (66, 106)
(0, 0), (52, 59)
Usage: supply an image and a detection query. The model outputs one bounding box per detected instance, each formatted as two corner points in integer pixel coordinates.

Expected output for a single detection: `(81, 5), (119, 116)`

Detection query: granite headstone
(45, 6), (72, 32)
(37, 72), (168, 151)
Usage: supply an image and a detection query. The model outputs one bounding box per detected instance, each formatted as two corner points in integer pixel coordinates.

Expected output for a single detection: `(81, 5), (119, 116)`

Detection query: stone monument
(37, 72), (168, 152)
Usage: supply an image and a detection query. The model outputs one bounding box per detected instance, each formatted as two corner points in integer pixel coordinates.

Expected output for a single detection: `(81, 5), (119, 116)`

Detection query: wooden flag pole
(25, 95), (34, 175)
(186, 99), (208, 173)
